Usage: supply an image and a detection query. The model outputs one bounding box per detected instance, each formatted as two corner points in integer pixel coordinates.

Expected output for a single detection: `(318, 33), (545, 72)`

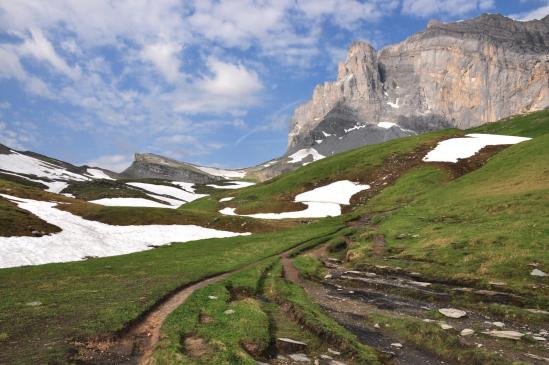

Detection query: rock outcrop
(288, 14), (549, 154)
(121, 153), (222, 183)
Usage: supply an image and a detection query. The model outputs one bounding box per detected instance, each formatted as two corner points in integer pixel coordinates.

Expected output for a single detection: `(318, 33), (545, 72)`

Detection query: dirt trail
(75, 231), (344, 365)
(279, 254), (449, 365)
(284, 242), (549, 365)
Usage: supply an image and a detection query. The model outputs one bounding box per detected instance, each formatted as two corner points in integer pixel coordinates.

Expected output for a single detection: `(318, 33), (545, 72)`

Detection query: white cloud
(0, 121), (36, 150)
(511, 2), (549, 21)
(201, 58), (263, 97)
(402, 0), (495, 18)
(19, 28), (81, 79)
(86, 154), (132, 172)
(140, 41), (183, 83)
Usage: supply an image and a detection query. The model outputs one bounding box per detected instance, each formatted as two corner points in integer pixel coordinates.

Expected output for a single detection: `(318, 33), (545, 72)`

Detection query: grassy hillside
(0, 217), (346, 364)
(185, 129), (459, 215)
(345, 119), (549, 303)
(0, 110), (547, 364)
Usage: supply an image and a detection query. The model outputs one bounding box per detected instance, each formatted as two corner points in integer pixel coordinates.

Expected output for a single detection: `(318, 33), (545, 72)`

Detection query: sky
(0, 0), (547, 172)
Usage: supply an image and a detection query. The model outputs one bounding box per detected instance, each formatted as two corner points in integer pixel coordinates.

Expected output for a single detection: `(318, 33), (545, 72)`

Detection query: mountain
(287, 13), (549, 156)
(120, 153), (247, 183)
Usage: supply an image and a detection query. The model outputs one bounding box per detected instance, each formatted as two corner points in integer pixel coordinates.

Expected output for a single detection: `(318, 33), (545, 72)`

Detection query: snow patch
(288, 148), (325, 164)
(195, 166), (246, 179)
(377, 122), (397, 129)
(86, 168), (114, 180)
(90, 197), (176, 208)
(0, 151), (89, 182)
(127, 182), (206, 203)
(344, 124), (367, 133)
(219, 180), (369, 220)
(219, 197), (235, 202)
(387, 99), (400, 108)
(0, 194), (247, 268)
(207, 181), (256, 189)
(423, 134), (532, 163)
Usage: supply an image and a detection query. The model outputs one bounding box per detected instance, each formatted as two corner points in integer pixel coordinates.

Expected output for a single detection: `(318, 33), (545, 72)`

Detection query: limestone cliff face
(288, 14), (549, 152)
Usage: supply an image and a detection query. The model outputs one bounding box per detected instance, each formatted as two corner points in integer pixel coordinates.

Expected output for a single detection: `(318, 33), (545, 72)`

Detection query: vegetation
(0, 110), (548, 364)
(0, 217), (346, 364)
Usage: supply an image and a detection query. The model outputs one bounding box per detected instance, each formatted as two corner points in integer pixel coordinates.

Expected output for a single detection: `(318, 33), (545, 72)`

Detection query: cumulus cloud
(141, 41), (183, 83)
(402, 0), (495, 18)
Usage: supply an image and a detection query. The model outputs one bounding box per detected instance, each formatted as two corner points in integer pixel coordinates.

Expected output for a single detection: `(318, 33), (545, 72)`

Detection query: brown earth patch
(183, 336), (212, 358)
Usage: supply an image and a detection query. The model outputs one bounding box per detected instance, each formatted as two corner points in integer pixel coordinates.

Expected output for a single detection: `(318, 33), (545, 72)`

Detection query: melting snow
(0, 151), (88, 182)
(423, 134), (532, 163)
(86, 168), (114, 180)
(219, 197), (235, 202)
(90, 197), (177, 208)
(127, 182), (206, 202)
(288, 148), (325, 164)
(0, 194), (247, 268)
(207, 181), (256, 189)
(387, 99), (400, 108)
(195, 166), (246, 179)
(344, 124), (367, 133)
(378, 122), (397, 129)
(219, 180), (369, 220)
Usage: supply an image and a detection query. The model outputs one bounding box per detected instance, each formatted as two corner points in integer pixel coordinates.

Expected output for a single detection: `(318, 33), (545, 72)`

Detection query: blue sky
(0, 0), (547, 171)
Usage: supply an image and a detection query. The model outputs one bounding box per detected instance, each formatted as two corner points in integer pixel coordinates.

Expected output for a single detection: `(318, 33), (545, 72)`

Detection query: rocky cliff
(121, 153), (223, 183)
(288, 14), (549, 154)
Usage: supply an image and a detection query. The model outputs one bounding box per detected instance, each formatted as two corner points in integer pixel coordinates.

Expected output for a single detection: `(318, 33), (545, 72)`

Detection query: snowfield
(219, 180), (369, 219)
(127, 182), (207, 202)
(423, 133), (532, 163)
(89, 197), (179, 208)
(195, 165), (246, 179)
(0, 194), (248, 268)
(207, 181), (256, 189)
(288, 148), (325, 164)
(86, 168), (114, 180)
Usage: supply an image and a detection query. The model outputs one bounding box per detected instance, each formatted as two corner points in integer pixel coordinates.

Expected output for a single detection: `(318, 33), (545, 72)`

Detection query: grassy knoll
(0, 217), (346, 364)
(346, 129), (549, 305)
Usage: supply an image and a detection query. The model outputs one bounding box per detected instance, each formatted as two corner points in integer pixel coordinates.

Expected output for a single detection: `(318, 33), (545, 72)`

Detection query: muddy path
(280, 252), (448, 365)
(74, 230), (344, 365)
(283, 246), (549, 365)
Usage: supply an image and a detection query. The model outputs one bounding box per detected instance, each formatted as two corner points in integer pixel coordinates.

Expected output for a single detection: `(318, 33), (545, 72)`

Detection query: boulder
(439, 308), (467, 318)
(461, 329), (475, 336)
(531, 269), (548, 277)
(484, 330), (524, 340)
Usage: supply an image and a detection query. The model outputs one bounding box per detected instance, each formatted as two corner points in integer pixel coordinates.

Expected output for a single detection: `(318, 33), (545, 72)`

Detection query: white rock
(208, 295), (218, 300)
(439, 308), (467, 319)
(327, 348), (341, 355)
(461, 329), (475, 336)
(533, 336), (546, 341)
(224, 309), (235, 315)
(289, 353), (311, 362)
(374, 323), (380, 329)
(439, 323), (453, 330)
(492, 322), (505, 328)
(390, 343), (403, 348)
(484, 330), (524, 340)
(324, 274), (333, 279)
(531, 269), (548, 277)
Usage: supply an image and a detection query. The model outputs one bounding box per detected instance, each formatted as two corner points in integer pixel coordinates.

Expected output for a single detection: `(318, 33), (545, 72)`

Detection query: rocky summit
(288, 14), (549, 155)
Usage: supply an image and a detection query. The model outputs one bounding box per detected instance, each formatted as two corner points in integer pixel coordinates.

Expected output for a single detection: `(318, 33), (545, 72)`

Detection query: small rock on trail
(439, 308), (467, 318)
